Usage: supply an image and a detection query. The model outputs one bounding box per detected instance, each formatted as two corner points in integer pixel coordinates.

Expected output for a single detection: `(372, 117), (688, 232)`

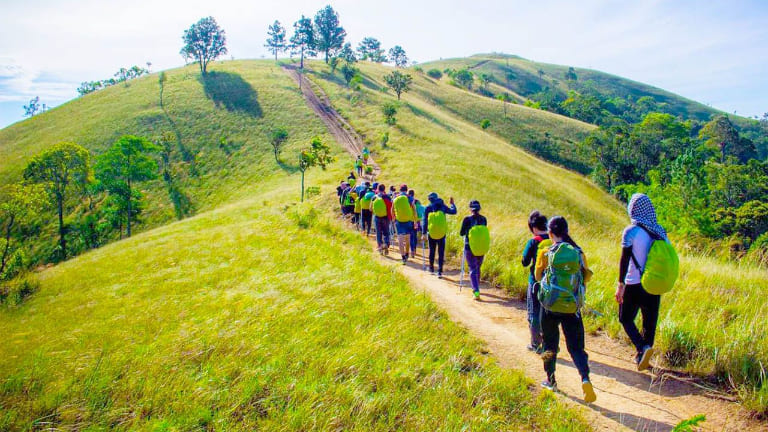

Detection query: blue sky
(1, 0), (766, 129)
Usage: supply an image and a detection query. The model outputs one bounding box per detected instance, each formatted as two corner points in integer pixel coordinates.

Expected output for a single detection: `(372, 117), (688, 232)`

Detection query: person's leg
(619, 283), (645, 354)
(410, 227), (417, 253)
(375, 217), (384, 248)
(540, 308), (560, 384)
(467, 249), (482, 293)
(639, 288), (661, 348)
(437, 238), (446, 274)
(562, 313), (590, 380)
(383, 219), (391, 250)
(428, 237), (437, 272)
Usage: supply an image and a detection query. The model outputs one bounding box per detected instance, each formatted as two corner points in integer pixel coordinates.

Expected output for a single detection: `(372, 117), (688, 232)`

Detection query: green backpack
(428, 210), (447, 240)
(468, 224), (490, 256)
(372, 197), (388, 217)
(393, 195), (413, 222)
(538, 243), (585, 314)
(632, 229), (679, 295)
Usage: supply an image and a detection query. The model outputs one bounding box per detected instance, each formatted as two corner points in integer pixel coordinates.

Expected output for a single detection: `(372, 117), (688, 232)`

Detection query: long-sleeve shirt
(421, 199), (457, 234)
(459, 214), (487, 246)
(522, 234), (550, 278)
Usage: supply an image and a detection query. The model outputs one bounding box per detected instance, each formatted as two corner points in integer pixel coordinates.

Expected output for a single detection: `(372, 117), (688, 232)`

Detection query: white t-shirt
(622, 225), (651, 285)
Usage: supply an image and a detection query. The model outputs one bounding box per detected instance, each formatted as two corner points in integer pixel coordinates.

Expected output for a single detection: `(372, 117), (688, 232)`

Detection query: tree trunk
(127, 180), (132, 237)
(301, 170), (305, 202)
(57, 194), (66, 259)
(300, 48), (304, 69)
(0, 215), (14, 276)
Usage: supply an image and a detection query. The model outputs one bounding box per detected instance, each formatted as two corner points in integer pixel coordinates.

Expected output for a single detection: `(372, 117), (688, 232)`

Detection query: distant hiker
(355, 156), (363, 176)
(336, 180), (346, 200)
(372, 184), (393, 254)
(408, 190), (424, 254)
(348, 171), (356, 181)
(535, 216), (596, 403)
(616, 193), (677, 372)
(360, 190), (375, 236)
(362, 146), (370, 163)
(459, 200), (489, 300)
(521, 210), (550, 352)
(340, 183), (355, 218)
(393, 184), (415, 264)
(422, 192), (457, 277)
(352, 190), (361, 226)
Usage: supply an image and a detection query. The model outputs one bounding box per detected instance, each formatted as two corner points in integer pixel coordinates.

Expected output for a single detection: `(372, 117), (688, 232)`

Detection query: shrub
(382, 102), (398, 125)
(413, 66), (423, 73)
(480, 119), (491, 129)
(0, 275), (40, 306)
(380, 131), (390, 148)
(427, 69), (443, 79)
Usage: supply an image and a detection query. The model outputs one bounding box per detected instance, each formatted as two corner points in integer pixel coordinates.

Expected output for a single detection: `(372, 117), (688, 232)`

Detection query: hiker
(422, 192), (457, 277)
(360, 190), (375, 236)
(348, 171), (356, 182)
(371, 184), (393, 254)
(535, 216), (596, 403)
(459, 200), (489, 300)
(340, 183), (355, 218)
(362, 146), (370, 163)
(616, 193), (670, 371)
(393, 184), (415, 264)
(355, 156), (363, 177)
(352, 190), (361, 226)
(409, 190), (423, 255)
(521, 211), (550, 352)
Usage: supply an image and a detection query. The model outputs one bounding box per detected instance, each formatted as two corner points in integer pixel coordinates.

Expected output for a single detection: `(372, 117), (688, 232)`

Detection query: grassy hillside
(422, 54), (721, 122)
(305, 60), (768, 412)
(0, 60), (330, 260)
(0, 171), (589, 431)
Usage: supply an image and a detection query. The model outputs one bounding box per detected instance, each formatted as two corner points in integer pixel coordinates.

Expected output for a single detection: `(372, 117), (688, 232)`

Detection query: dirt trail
(287, 66), (766, 432)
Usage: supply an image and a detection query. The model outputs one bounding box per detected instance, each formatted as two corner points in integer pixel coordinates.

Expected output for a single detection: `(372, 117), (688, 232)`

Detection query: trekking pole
(422, 236), (426, 271)
(459, 248), (466, 292)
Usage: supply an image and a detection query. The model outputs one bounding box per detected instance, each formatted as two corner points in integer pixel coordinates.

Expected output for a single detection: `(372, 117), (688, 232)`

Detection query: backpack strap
(629, 225), (659, 274)
(533, 235), (543, 243)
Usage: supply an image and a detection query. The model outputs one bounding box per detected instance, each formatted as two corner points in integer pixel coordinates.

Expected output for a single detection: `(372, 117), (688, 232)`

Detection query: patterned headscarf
(628, 193), (667, 241)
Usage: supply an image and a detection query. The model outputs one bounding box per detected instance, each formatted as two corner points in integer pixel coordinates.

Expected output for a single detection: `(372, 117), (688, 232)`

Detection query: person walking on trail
(535, 216), (596, 403)
(521, 211), (550, 353)
(616, 193), (669, 372)
(340, 183), (355, 219)
(355, 156), (363, 177)
(459, 200), (489, 300)
(360, 190), (375, 236)
(393, 184), (416, 264)
(409, 190), (423, 256)
(362, 146), (370, 164)
(372, 184), (393, 255)
(422, 192), (457, 278)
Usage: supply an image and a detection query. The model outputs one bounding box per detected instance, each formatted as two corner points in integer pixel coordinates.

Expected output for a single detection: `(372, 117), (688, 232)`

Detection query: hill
(302, 59), (768, 412)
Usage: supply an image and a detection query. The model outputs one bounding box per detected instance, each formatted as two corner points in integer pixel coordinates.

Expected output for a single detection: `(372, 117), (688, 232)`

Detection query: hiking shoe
(402, 255), (407, 264)
(541, 379), (557, 392)
(582, 379), (597, 403)
(429, 267), (435, 274)
(526, 344), (539, 352)
(437, 271), (443, 279)
(473, 291), (480, 301)
(637, 346), (655, 371)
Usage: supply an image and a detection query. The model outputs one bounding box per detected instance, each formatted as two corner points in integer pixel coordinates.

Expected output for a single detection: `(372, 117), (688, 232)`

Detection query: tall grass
(0, 173), (589, 431)
(307, 60), (768, 412)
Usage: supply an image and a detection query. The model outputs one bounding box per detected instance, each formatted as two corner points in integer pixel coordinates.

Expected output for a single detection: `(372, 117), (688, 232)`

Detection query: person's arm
(422, 207), (430, 234)
(521, 239), (536, 267)
(581, 253), (593, 284)
(616, 227), (635, 303)
(534, 246), (549, 281)
(459, 216), (471, 237)
(444, 203), (458, 215)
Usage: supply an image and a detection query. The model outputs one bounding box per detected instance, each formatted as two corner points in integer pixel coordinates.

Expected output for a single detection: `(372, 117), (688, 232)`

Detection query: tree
(180, 16), (228, 75)
(23, 96), (42, 117)
(265, 20), (288, 61)
(290, 15), (316, 68)
(0, 184), (44, 278)
(384, 71), (412, 100)
(298, 136), (333, 202)
(382, 102), (397, 125)
(23, 142), (91, 260)
(699, 115), (756, 163)
(95, 135), (159, 238)
(313, 5), (346, 64)
(496, 93), (512, 116)
(565, 67), (578, 81)
(388, 45), (408, 68)
(338, 42), (356, 64)
(270, 127), (289, 162)
(340, 63), (358, 86)
(454, 69), (474, 89)
(357, 37), (386, 62)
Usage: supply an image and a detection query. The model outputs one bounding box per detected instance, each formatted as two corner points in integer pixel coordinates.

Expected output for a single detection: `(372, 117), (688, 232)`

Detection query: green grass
(0, 60), (330, 259)
(305, 59), (768, 412)
(0, 171), (589, 431)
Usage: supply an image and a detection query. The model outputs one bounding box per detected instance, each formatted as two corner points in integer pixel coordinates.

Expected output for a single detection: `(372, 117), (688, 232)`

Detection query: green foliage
(313, 5), (346, 64)
(388, 45), (408, 68)
(480, 118), (491, 129)
(382, 102), (398, 125)
(338, 42), (356, 64)
(699, 115), (757, 163)
(380, 131), (390, 148)
(23, 142), (91, 260)
(564, 66), (578, 81)
(264, 20), (287, 61)
(672, 414), (706, 432)
(356, 37), (386, 62)
(383, 70), (412, 100)
(339, 62), (358, 86)
(180, 16), (228, 75)
(290, 16), (316, 68)
(426, 68), (443, 79)
(95, 135), (160, 237)
(0, 275), (39, 306)
(0, 184), (44, 279)
(270, 127), (289, 162)
(298, 137), (333, 202)
(453, 68), (473, 89)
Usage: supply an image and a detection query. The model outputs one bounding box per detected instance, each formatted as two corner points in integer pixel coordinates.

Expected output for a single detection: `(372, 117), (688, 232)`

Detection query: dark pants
(410, 226), (419, 252)
(361, 210), (373, 235)
(541, 308), (590, 381)
(619, 283), (661, 354)
(375, 216), (390, 247)
(527, 275), (542, 346)
(465, 246), (484, 292)
(428, 236), (446, 272)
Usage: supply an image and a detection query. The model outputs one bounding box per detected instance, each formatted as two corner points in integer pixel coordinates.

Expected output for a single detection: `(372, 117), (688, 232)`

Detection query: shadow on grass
(277, 158), (299, 174)
(200, 71), (262, 117)
(405, 103), (455, 132)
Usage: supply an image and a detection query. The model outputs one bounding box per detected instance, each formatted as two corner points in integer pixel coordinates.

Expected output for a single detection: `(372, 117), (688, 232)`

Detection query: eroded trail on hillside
(288, 67), (766, 432)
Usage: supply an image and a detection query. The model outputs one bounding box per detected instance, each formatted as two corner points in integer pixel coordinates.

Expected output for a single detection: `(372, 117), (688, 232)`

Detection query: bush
(382, 102), (398, 125)
(0, 276), (40, 306)
(380, 131), (390, 148)
(480, 119), (491, 129)
(413, 66), (423, 73)
(427, 69), (443, 79)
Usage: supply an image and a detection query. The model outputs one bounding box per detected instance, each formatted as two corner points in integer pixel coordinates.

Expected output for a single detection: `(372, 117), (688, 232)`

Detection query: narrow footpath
(284, 66), (767, 432)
